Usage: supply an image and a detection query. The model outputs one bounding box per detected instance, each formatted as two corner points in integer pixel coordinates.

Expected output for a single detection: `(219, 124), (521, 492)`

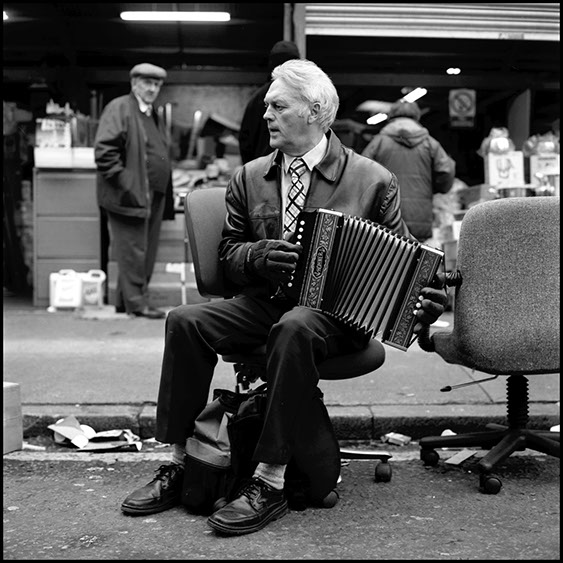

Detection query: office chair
(417, 196), (560, 494)
(183, 186), (393, 485)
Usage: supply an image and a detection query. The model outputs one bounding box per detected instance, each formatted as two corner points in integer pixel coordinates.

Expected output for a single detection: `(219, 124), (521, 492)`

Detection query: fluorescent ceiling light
(401, 87), (427, 103)
(365, 87), (428, 125)
(367, 113), (388, 126)
(120, 11), (230, 22)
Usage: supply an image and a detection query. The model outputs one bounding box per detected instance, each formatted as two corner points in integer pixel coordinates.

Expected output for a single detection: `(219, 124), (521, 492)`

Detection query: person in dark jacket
(120, 60), (448, 535)
(238, 40), (301, 164)
(94, 63), (174, 319)
(362, 101), (456, 242)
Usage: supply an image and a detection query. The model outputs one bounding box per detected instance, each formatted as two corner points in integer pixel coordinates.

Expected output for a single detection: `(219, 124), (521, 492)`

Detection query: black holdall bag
(181, 383), (341, 515)
(181, 384), (269, 515)
(180, 387), (243, 515)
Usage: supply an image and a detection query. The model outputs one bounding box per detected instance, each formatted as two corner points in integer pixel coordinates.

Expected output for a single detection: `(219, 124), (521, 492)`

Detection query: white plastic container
(49, 269), (106, 310)
(49, 269), (82, 309)
(80, 269), (106, 307)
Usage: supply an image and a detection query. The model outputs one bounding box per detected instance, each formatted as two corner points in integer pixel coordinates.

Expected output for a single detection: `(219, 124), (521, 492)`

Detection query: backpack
(181, 383), (340, 515)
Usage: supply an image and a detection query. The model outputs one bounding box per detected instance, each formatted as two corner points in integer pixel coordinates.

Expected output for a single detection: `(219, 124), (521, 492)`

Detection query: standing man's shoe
(121, 463), (184, 515)
(207, 477), (288, 535)
(130, 306), (166, 319)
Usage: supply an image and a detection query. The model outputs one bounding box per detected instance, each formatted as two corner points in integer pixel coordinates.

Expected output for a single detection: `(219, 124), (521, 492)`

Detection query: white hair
(271, 59), (339, 132)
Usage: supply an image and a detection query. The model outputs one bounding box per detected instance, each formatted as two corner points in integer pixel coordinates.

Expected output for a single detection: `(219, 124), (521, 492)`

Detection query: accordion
(281, 209), (444, 351)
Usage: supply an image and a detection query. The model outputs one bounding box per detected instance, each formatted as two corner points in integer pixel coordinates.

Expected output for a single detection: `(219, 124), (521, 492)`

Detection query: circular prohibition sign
(449, 89), (475, 117)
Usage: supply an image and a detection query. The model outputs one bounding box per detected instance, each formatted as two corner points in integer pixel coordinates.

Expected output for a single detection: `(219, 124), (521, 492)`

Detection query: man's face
(263, 78), (316, 156)
(131, 77), (163, 105)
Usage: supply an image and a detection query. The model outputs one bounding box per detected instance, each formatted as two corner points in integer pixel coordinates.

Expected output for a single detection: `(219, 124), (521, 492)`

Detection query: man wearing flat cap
(95, 62), (174, 319)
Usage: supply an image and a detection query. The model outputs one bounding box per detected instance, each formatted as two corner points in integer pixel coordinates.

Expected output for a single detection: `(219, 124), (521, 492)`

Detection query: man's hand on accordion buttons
(413, 273), (448, 334)
(247, 239), (302, 283)
(284, 230), (298, 245)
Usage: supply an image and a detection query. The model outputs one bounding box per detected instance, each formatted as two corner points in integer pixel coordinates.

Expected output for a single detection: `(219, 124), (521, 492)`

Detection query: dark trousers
(106, 191), (165, 313)
(155, 295), (374, 464)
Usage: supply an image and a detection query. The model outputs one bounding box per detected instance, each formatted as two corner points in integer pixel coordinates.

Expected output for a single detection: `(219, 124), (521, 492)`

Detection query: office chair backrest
(433, 196), (560, 375)
(184, 187), (230, 298)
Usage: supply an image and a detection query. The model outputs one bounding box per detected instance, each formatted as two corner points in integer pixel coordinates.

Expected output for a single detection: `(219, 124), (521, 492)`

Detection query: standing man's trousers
(106, 191), (165, 314)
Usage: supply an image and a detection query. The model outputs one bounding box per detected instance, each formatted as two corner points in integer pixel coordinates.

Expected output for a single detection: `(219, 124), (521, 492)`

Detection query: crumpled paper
(48, 415), (142, 452)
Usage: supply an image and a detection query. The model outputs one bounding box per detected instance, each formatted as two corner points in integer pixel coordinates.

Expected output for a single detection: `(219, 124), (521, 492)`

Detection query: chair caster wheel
(374, 460), (392, 482)
(211, 497), (228, 513)
(479, 474), (502, 495)
(421, 448), (440, 466)
(321, 489), (339, 508)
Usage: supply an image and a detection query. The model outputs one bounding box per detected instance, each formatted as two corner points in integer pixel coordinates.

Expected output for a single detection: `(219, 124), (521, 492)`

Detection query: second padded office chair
(184, 186), (393, 482)
(417, 196), (560, 494)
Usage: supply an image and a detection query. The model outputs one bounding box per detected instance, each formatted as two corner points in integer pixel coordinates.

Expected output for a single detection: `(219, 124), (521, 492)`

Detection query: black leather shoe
(121, 463), (184, 516)
(130, 306), (166, 319)
(207, 478), (288, 535)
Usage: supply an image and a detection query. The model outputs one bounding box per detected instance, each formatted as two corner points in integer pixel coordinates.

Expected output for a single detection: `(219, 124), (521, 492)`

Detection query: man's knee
(274, 308), (308, 330)
(166, 303), (207, 329)
(269, 309), (317, 347)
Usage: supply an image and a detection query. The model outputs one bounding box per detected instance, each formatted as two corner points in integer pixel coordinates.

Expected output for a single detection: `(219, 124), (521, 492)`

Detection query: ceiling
(3, 3), (289, 76)
(3, 3), (560, 142)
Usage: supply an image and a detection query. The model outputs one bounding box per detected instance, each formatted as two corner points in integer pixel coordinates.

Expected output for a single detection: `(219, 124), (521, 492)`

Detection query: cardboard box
(3, 382), (23, 454)
(35, 118), (71, 148)
(484, 151), (525, 187)
(34, 147), (73, 168)
(71, 147), (96, 168)
(34, 147), (95, 168)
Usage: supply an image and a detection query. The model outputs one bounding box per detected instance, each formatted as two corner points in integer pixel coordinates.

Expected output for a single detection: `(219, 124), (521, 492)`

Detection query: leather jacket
(219, 130), (411, 299)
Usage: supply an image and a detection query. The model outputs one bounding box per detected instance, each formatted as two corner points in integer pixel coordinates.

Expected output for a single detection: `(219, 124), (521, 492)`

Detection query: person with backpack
(120, 59), (447, 536)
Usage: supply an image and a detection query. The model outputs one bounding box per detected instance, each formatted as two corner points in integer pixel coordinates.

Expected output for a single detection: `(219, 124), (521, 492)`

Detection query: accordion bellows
(282, 209), (444, 351)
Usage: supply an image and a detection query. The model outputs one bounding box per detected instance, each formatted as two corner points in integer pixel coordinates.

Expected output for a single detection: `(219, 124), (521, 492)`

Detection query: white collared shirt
(133, 93), (153, 117)
(281, 134), (328, 221)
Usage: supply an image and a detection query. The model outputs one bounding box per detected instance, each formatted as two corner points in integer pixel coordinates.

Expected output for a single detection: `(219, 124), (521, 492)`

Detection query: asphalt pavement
(3, 447), (560, 560)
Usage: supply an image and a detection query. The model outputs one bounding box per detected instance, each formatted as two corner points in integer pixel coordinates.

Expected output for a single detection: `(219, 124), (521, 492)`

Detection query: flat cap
(130, 63), (167, 80)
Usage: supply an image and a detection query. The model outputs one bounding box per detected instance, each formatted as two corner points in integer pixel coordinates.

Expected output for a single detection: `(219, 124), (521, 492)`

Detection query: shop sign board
(484, 151), (525, 187)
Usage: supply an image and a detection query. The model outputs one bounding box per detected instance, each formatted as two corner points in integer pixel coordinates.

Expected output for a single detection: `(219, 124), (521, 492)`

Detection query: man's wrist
(245, 245), (255, 276)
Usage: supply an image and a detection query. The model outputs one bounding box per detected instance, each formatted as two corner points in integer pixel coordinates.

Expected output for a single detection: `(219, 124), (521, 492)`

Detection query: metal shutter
(304, 3), (559, 41)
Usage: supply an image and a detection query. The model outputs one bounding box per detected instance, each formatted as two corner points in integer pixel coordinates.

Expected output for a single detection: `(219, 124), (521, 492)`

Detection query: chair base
(420, 423), (560, 494)
(340, 448), (393, 483)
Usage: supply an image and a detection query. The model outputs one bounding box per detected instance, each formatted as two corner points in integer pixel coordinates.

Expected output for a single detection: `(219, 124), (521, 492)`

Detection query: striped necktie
(284, 157), (307, 237)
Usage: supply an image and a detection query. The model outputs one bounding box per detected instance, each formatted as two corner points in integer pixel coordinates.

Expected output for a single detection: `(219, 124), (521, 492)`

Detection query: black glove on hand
(246, 239), (302, 283)
(413, 272), (448, 335)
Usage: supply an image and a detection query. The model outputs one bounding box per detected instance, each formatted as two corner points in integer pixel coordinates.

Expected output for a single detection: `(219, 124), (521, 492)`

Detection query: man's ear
(307, 102), (321, 124)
